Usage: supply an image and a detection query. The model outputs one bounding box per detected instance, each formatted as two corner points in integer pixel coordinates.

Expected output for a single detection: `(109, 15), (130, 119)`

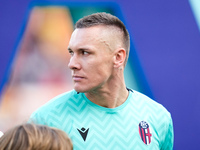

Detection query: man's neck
(84, 84), (129, 108)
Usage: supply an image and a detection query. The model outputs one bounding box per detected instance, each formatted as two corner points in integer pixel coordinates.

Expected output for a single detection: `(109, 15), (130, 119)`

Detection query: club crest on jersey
(138, 121), (152, 145)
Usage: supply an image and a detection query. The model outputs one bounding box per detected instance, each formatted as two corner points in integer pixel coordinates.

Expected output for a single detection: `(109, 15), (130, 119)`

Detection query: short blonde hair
(0, 123), (73, 150)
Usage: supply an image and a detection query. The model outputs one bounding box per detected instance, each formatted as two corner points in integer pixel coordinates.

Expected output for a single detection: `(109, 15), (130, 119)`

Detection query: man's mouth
(72, 75), (84, 82)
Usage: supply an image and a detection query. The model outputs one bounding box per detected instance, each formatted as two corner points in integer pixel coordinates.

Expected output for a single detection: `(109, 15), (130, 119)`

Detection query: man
(30, 12), (174, 149)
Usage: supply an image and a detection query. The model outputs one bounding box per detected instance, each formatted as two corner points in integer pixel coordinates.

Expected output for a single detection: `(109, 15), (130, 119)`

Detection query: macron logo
(77, 127), (89, 141)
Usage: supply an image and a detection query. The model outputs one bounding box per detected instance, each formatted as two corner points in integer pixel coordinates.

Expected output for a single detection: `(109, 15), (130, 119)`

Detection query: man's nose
(68, 54), (81, 70)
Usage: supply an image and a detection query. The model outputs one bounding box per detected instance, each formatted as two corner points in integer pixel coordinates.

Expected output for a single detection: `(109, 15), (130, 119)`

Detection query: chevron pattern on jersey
(30, 90), (174, 150)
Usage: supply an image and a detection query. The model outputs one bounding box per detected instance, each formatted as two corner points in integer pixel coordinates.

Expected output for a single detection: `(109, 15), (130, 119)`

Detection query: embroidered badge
(138, 121), (152, 145)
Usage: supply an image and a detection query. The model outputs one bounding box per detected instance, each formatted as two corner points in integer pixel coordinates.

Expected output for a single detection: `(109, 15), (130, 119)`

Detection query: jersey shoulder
(29, 90), (79, 121)
(132, 90), (170, 115)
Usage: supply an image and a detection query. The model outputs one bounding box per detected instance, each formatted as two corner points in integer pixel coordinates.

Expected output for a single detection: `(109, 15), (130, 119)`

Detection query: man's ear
(113, 48), (126, 68)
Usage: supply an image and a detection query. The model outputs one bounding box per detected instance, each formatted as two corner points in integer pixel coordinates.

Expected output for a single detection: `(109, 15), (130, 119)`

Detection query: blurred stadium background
(0, 0), (200, 149)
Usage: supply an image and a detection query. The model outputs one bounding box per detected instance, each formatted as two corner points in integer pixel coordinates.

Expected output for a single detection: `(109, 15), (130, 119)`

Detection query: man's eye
(69, 51), (74, 56)
(82, 51), (89, 55)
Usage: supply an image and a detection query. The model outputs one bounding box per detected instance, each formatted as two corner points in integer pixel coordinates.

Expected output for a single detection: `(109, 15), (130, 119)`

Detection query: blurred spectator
(0, 123), (73, 150)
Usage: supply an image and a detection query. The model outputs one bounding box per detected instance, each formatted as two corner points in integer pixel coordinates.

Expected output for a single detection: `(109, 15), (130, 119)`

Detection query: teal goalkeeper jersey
(30, 89), (174, 150)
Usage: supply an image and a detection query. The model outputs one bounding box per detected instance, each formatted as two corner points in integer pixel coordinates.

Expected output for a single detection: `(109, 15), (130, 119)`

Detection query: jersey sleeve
(161, 113), (174, 150)
(28, 111), (47, 125)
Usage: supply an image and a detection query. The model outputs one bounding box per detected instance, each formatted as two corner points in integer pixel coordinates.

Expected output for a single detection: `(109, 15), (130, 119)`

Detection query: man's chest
(60, 112), (161, 150)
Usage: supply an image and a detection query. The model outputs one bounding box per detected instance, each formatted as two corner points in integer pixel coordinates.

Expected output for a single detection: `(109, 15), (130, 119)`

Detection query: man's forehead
(69, 26), (106, 45)
(70, 27), (98, 41)
(68, 25), (122, 51)
(68, 28), (100, 51)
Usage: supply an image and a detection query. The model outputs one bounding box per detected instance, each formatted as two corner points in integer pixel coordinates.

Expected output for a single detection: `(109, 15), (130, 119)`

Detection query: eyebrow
(67, 47), (74, 53)
(68, 46), (93, 52)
